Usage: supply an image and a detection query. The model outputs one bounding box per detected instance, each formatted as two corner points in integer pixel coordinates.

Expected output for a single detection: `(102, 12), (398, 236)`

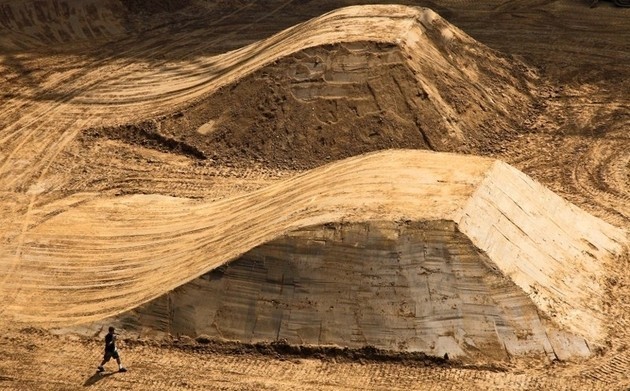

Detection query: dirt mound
(0, 1), (629, 389)
(5, 150), (623, 359)
(102, 220), (596, 361)
(0, 1), (629, 388)
(83, 9), (539, 170)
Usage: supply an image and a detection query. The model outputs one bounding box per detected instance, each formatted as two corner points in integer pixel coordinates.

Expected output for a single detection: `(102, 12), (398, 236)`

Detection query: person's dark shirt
(105, 332), (117, 352)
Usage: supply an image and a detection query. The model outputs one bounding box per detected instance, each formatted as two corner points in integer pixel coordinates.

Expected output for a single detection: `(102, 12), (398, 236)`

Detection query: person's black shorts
(103, 349), (120, 361)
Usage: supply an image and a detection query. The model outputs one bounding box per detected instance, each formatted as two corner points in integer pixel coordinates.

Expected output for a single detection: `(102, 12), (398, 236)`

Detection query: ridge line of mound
(2, 150), (625, 348)
(1, 4), (537, 191)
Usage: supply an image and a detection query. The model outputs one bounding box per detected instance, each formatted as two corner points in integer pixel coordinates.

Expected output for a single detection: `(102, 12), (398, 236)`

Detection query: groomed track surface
(0, 1), (629, 390)
(4, 150), (624, 336)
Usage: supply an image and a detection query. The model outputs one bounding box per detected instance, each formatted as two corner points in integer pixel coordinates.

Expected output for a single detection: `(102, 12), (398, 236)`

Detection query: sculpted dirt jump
(0, 1), (628, 390)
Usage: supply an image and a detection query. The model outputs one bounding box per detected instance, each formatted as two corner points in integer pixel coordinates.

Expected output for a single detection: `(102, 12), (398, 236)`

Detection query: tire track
(0, 327), (618, 391)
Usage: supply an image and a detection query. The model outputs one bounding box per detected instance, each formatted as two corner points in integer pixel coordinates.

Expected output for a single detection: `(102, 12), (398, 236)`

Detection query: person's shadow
(83, 371), (115, 387)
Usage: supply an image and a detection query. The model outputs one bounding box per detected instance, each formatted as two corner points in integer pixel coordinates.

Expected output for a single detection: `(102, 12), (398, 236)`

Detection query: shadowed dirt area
(0, 1), (628, 390)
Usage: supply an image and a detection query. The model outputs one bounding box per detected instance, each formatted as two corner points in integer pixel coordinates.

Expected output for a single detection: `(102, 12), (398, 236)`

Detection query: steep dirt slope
(84, 25), (537, 170)
(0, 5), (530, 193)
(4, 151), (624, 350)
(0, 5), (544, 326)
(103, 219), (600, 361)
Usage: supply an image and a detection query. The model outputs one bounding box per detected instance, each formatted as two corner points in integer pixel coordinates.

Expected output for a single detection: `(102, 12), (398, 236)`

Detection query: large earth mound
(5, 150), (624, 362)
(0, 1), (629, 389)
(108, 220), (596, 361)
(79, 9), (538, 170)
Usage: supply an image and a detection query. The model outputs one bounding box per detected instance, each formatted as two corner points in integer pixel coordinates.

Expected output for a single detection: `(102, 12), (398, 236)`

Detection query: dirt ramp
(117, 220), (591, 361)
(5, 151), (624, 357)
(90, 6), (538, 170)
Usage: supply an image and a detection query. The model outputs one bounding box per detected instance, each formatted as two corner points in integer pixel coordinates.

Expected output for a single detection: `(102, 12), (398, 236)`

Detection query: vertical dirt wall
(118, 220), (590, 361)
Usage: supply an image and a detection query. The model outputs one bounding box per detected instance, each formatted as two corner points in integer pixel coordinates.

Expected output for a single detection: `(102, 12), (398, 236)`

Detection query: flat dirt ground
(0, 0), (629, 390)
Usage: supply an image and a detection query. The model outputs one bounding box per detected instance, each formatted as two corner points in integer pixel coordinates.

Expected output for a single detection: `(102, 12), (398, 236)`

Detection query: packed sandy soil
(0, 0), (629, 390)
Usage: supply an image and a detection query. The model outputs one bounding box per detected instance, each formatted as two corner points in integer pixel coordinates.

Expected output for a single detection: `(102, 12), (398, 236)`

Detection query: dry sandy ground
(0, 0), (629, 390)
(0, 327), (624, 391)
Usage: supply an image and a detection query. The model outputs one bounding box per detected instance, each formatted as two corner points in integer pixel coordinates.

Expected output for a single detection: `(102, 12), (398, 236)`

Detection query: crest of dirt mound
(35, 151), (625, 362)
(85, 5), (539, 170)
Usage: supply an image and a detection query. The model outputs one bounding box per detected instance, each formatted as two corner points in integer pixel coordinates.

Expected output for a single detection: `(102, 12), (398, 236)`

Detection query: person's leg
(114, 351), (126, 371)
(98, 352), (111, 371)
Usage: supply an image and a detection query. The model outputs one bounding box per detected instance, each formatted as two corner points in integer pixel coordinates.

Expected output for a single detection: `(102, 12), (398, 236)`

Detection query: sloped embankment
(82, 6), (539, 170)
(116, 220), (594, 361)
(4, 151), (624, 360)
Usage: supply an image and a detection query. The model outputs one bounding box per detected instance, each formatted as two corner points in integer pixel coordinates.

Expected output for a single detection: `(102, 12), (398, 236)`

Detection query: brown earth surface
(0, 0), (629, 390)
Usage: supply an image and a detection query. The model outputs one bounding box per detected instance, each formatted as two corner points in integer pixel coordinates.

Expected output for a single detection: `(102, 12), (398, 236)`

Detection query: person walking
(97, 326), (127, 373)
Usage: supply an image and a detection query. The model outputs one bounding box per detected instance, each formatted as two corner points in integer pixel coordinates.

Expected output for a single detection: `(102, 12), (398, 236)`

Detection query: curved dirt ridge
(107, 220), (595, 360)
(85, 16), (536, 170)
(0, 3), (541, 335)
(0, 4), (534, 190)
(4, 150), (625, 344)
(0, 4), (539, 332)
